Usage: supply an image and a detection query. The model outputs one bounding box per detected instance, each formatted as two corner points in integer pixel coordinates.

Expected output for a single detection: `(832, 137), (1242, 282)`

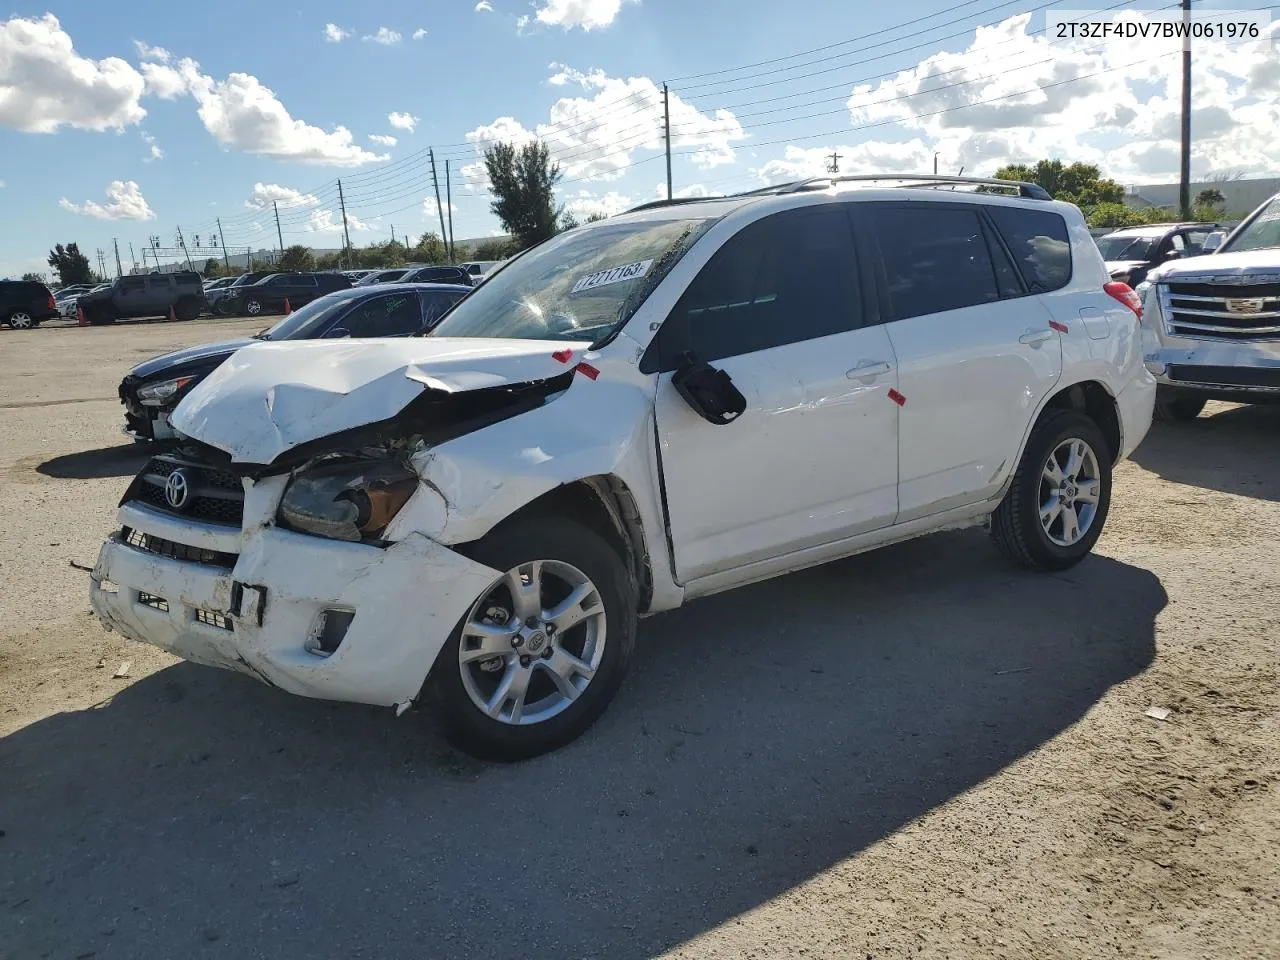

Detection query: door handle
(1018, 329), (1054, 346)
(847, 360), (892, 379)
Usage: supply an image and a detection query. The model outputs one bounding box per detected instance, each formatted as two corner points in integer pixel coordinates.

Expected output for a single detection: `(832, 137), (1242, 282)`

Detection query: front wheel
(426, 516), (636, 761)
(1153, 392), (1206, 423)
(244, 298), (264, 317)
(7, 311), (34, 330)
(991, 409), (1113, 571)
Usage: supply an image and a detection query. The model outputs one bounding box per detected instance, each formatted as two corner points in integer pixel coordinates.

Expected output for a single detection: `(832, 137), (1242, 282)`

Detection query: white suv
(89, 175), (1155, 759)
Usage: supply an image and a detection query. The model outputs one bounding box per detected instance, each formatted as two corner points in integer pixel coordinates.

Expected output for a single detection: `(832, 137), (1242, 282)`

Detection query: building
(1124, 177), (1280, 216)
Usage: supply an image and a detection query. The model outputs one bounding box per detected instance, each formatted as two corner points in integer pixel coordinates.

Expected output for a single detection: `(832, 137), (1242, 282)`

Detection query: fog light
(305, 608), (355, 657)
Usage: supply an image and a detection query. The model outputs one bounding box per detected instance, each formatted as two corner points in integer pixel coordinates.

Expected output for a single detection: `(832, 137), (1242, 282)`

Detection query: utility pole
(113, 239), (123, 277)
(96, 249), (107, 279)
(216, 218), (231, 273)
(663, 83), (673, 201)
(175, 226), (194, 270)
(1179, 0), (1192, 220)
(337, 179), (353, 268)
(933, 152), (939, 175)
(273, 201), (285, 261)
(128, 242), (138, 273)
(429, 149), (449, 263)
(446, 159), (456, 263)
(826, 151), (842, 174)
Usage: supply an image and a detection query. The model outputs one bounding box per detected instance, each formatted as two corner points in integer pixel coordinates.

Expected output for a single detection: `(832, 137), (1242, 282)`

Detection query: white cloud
(0, 180), (7, 188)
(306, 209), (370, 233)
(388, 111), (419, 132)
(142, 130), (163, 161)
(363, 28), (402, 45)
(149, 58), (386, 165)
(563, 190), (633, 219)
(324, 23), (350, 43)
(246, 183), (319, 209)
(465, 65), (744, 183)
(132, 40), (170, 62)
(369, 133), (398, 146)
(59, 180), (155, 220)
(531, 0), (634, 31)
(412, 28), (428, 40)
(475, 1), (495, 11)
(139, 60), (187, 99)
(0, 14), (146, 133)
(423, 197), (458, 220)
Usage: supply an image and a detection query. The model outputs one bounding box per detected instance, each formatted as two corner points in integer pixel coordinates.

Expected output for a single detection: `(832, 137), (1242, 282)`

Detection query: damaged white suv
(90, 176), (1155, 759)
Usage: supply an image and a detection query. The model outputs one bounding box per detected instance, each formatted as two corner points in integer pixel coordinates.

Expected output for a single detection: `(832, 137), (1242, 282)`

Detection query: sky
(1, 0), (1277, 278)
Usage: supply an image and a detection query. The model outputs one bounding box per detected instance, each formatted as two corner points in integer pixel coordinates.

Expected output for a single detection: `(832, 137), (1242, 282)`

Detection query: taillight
(1104, 281), (1142, 320)
(47, 294), (57, 311)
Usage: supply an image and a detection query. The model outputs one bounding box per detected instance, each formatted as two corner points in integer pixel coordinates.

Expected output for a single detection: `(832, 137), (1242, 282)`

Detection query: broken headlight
(278, 459), (419, 543)
(137, 375), (199, 406)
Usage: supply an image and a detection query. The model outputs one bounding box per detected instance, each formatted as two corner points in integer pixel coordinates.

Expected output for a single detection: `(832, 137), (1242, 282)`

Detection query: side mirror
(326, 327), (351, 339)
(1202, 231), (1226, 253)
(672, 357), (746, 425)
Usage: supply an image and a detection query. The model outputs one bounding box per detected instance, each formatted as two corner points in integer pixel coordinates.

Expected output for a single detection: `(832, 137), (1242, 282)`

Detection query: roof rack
(736, 174), (1053, 201)
(624, 195), (726, 214)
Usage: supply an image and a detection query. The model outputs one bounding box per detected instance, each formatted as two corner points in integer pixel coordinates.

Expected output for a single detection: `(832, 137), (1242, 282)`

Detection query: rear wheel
(991, 409), (1112, 571)
(1153, 393), (1206, 423)
(174, 297), (200, 321)
(7, 311), (34, 330)
(426, 516), (636, 761)
(244, 297), (264, 317)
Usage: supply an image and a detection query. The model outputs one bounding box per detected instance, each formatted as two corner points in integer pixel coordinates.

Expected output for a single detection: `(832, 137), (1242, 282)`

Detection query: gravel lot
(0, 318), (1276, 959)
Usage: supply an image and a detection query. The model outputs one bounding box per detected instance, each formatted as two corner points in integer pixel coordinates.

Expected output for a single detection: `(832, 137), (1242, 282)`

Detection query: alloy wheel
(9, 312), (33, 330)
(1039, 437), (1101, 547)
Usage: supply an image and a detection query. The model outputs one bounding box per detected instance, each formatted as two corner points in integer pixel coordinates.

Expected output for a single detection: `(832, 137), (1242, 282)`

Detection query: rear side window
(659, 205), (862, 367)
(987, 206), (1072, 293)
(868, 206), (999, 320)
(122, 277), (147, 291)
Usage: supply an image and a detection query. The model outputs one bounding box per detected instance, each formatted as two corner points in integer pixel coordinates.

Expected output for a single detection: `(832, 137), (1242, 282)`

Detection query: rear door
(861, 201), (1063, 522)
(292, 274), (320, 305)
(117, 277), (148, 317)
(652, 203), (900, 581)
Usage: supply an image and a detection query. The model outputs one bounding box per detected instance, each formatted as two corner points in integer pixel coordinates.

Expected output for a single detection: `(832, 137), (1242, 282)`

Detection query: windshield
(1096, 235), (1158, 261)
(1222, 197), (1280, 253)
(257, 294), (353, 340)
(429, 215), (717, 343)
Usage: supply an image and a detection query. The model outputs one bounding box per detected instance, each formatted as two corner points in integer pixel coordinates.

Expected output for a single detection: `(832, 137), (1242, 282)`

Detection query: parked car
(77, 271), (208, 325)
(356, 265), (473, 288)
(54, 287), (86, 319)
(1096, 222), (1220, 288)
(90, 174), (1155, 760)
(210, 272), (274, 315)
(461, 260), (502, 281)
(340, 270), (374, 282)
(117, 284), (470, 442)
(219, 272), (352, 317)
(203, 276), (244, 314)
(0, 279), (58, 329)
(1137, 192), (1280, 421)
(54, 283), (95, 299)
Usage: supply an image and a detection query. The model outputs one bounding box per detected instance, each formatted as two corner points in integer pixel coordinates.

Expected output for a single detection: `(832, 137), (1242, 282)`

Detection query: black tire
(244, 297), (264, 317)
(6, 311), (35, 330)
(425, 515), (636, 761)
(87, 304), (116, 326)
(991, 409), (1113, 572)
(1153, 392), (1206, 423)
(174, 297), (200, 321)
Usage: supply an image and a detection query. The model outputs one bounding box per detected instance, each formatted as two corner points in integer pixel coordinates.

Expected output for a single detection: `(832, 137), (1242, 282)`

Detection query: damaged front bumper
(90, 507), (500, 708)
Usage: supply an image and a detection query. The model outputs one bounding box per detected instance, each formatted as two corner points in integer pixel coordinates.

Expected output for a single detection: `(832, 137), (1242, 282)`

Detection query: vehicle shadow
(1131, 403), (1280, 501)
(0, 532), (1163, 959)
(36, 443), (151, 480)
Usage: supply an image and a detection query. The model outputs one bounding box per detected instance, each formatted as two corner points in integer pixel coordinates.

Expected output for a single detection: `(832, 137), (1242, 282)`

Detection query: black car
(0, 279), (58, 330)
(119, 284), (470, 442)
(354, 265), (473, 287)
(77, 271), (208, 325)
(219, 272), (352, 317)
(1096, 222), (1220, 287)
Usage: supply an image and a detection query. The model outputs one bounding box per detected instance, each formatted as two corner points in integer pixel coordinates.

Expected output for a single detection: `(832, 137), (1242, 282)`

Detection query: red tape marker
(1049, 321), (1069, 334)
(551, 349), (574, 364)
(887, 388), (906, 407)
(575, 362), (600, 381)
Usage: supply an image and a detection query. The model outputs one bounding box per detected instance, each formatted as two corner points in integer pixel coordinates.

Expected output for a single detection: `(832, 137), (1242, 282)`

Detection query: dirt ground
(0, 317), (1276, 960)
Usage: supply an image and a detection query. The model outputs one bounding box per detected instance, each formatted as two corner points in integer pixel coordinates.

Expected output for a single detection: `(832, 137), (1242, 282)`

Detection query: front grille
(195, 608), (233, 631)
(127, 455), (245, 526)
(137, 592), (169, 612)
(1164, 281), (1280, 340)
(1166, 365), (1280, 390)
(123, 526), (238, 569)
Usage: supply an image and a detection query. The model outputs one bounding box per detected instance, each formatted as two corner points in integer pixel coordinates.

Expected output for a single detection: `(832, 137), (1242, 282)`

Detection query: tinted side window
(422, 291), (463, 328)
(121, 277), (147, 291)
(986, 206), (1072, 293)
(297, 275), (318, 287)
(662, 206), (861, 366)
(341, 293), (424, 337)
(869, 206), (999, 320)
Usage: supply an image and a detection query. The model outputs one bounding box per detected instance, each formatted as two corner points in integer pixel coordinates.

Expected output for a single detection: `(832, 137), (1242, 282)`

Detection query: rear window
(987, 207), (1072, 292)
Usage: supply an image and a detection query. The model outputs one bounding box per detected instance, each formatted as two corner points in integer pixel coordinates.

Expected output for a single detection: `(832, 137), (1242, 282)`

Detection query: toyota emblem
(164, 468), (192, 510)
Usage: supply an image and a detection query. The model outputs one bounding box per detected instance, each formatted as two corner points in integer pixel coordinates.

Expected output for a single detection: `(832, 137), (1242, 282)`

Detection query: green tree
(1195, 188), (1225, 208)
(995, 160), (1125, 207)
(278, 245), (316, 272)
(585, 212), (609, 223)
(472, 237), (519, 261)
(408, 232), (450, 264)
(315, 250), (345, 271)
(21, 271), (46, 283)
(46, 242), (93, 286)
(484, 141), (563, 249)
(558, 210), (581, 233)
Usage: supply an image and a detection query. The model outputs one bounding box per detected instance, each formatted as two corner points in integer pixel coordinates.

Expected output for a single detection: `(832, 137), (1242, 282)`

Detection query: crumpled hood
(1149, 248), (1280, 283)
(169, 337), (590, 464)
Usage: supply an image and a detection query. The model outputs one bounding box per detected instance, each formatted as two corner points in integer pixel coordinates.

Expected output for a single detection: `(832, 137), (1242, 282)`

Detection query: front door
(653, 204), (900, 582)
(859, 202), (1065, 521)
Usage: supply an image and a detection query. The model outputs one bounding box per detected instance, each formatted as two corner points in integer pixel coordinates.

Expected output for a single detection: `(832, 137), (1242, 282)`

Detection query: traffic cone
(77, 304), (87, 327)
(168, 304), (176, 321)
(283, 298), (292, 315)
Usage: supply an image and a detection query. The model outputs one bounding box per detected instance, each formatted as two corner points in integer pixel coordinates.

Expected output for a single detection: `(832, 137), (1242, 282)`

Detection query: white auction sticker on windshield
(570, 259), (654, 295)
